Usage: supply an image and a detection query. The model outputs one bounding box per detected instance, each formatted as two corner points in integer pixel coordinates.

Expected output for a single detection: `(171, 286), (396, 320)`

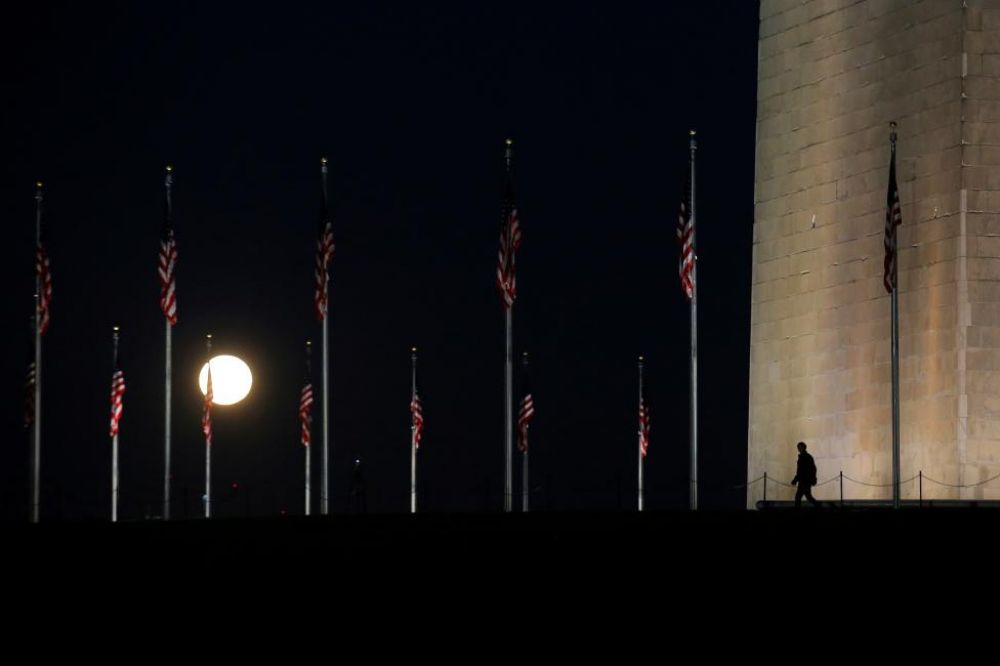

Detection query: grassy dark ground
(6, 507), (995, 580)
(5, 507), (997, 644)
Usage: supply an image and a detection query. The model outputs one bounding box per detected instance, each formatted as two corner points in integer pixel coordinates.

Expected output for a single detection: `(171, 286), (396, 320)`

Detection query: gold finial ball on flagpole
(411, 346), (417, 353)
(113, 325), (120, 332)
(306, 340), (312, 347)
(689, 129), (696, 137)
(36, 181), (43, 188)
(505, 138), (513, 146)
(166, 165), (173, 172)
(321, 157), (328, 166)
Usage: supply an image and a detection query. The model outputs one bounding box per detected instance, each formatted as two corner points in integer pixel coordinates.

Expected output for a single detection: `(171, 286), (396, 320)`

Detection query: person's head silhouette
(797, 441), (807, 453)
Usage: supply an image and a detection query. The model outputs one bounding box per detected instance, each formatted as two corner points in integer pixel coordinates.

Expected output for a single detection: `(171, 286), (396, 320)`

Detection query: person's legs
(795, 485), (804, 508)
(804, 484), (820, 508)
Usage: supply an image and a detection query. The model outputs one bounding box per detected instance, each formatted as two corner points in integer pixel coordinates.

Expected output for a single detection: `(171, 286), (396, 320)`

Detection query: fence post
(919, 470), (922, 509)
(839, 470), (844, 509)
(763, 472), (768, 508)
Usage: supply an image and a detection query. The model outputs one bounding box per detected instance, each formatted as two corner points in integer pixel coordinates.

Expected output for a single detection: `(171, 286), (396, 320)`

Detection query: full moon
(199, 355), (253, 405)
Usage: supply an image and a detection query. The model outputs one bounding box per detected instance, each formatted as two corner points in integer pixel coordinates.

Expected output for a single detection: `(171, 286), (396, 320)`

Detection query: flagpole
(504, 139), (514, 514)
(305, 340), (312, 516)
(111, 326), (120, 523)
(411, 347), (418, 514)
(892, 280), (900, 507)
(32, 181), (43, 524)
(321, 157), (331, 516)
(689, 130), (699, 512)
(505, 307), (514, 513)
(521, 352), (529, 513)
(522, 436), (529, 512)
(638, 356), (644, 512)
(890, 123), (901, 509)
(205, 334), (212, 519)
(163, 165), (173, 521)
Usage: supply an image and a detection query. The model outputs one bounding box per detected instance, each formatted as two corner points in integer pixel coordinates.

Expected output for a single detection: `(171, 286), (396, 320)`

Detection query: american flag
(300, 380), (313, 447)
(315, 166), (335, 321)
(517, 390), (534, 453)
(884, 129), (902, 293)
(109, 366), (125, 437)
(202, 364), (213, 446)
(36, 238), (52, 336)
(677, 176), (695, 301)
(638, 397), (650, 458)
(23, 360), (36, 430)
(496, 145), (521, 309)
(410, 393), (424, 449)
(158, 171), (178, 325)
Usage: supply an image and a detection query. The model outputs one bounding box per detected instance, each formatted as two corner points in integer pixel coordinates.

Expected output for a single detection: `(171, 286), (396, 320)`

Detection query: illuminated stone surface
(750, 0), (1000, 503)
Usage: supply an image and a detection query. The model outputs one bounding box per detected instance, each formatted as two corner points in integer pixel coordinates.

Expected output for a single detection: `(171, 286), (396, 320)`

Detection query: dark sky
(0, 1), (760, 519)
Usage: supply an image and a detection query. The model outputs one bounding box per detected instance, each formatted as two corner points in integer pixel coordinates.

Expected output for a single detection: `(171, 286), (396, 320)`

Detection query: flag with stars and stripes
(314, 186), (335, 321)
(517, 390), (534, 454)
(677, 176), (695, 301)
(496, 147), (521, 308)
(36, 237), (53, 335)
(639, 395), (650, 458)
(158, 173), (178, 325)
(300, 379), (313, 447)
(23, 360), (36, 430)
(202, 364), (213, 446)
(109, 366), (125, 437)
(884, 132), (903, 293)
(410, 393), (424, 449)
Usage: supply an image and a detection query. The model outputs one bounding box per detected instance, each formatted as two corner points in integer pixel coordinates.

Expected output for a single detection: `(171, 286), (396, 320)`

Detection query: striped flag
(496, 160), (522, 308)
(639, 395), (650, 458)
(36, 237), (52, 335)
(884, 132), (902, 293)
(314, 188), (335, 321)
(23, 360), (36, 430)
(300, 379), (314, 447)
(410, 393), (424, 449)
(158, 177), (178, 325)
(202, 364), (213, 446)
(517, 390), (534, 453)
(109, 366), (125, 437)
(677, 176), (695, 301)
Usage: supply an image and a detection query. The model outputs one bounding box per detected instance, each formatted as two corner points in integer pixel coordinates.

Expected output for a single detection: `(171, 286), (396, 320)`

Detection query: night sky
(0, 2), (760, 519)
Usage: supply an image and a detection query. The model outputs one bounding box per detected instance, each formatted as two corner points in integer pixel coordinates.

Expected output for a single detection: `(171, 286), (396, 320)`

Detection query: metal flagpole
(164, 165), (173, 521)
(321, 157), (331, 515)
(111, 327), (120, 523)
(689, 130), (699, 511)
(522, 439), (529, 513)
(638, 356), (644, 512)
(305, 340), (312, 516)
(411, 347), (418, 514)
(522, 352), (529, 513)
(505, 308), (513, 513)
(205, 334), (212, 518)
(32, 181), (43, 524)
(890, 123), (901, 509)
(892, 287), (900, 507)
(504, 140), (514, 514)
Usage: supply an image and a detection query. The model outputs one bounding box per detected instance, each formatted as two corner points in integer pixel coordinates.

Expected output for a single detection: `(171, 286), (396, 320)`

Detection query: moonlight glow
(199, 355), (252, 405)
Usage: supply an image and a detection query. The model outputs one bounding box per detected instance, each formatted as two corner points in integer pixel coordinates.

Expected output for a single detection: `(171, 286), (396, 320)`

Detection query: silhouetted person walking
(792, 441), (820, 508)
